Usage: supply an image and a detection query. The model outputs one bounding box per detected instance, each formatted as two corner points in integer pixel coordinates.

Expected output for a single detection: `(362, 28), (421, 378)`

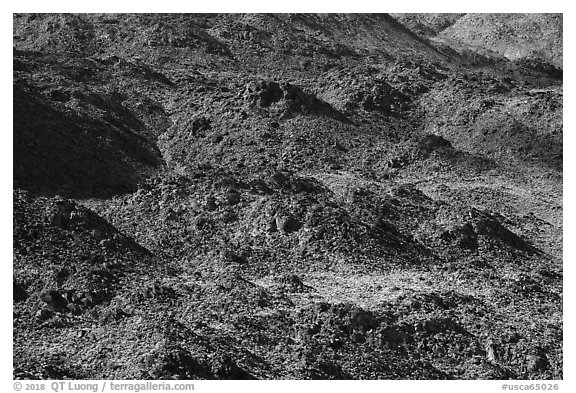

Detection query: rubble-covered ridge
(13, 13), (562, 380)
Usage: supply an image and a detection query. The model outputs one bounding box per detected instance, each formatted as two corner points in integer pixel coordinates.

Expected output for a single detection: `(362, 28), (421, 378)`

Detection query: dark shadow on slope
(13, 86), (165, 198)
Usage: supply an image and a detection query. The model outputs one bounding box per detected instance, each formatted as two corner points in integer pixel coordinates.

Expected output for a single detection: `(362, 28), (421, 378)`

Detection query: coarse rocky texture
(390, 13), (466, 38)
(13, 13), (562, 380)
(395, 14), (562, 68)
(437, 14), (563, 68)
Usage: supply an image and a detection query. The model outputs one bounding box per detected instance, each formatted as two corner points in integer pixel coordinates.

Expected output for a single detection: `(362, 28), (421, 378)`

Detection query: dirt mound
(13, 190), (150, 317)
(243, 79), (344, 120)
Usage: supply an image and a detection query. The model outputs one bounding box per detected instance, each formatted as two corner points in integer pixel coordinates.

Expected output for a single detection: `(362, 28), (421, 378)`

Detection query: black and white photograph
(10, 5), (566, 388)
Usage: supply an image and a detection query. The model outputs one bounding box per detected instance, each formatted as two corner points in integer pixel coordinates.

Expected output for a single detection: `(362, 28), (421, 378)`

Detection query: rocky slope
(390, 13), (465, 38)
(13, 13), (562, 380)
(392, 13), (563, 69)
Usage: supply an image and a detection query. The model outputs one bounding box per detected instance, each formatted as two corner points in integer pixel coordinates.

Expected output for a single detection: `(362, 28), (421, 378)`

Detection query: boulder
(40, 290), (68, 311)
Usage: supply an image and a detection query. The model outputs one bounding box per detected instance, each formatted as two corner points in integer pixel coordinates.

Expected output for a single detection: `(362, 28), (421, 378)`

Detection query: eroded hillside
(13, 13), (562, 380)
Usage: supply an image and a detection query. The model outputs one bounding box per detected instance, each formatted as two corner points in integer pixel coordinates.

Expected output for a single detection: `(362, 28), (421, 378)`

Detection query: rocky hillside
(13, 13), (562, 380)
(393, 13), (563, 68)
(390, 13), (465, 37)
